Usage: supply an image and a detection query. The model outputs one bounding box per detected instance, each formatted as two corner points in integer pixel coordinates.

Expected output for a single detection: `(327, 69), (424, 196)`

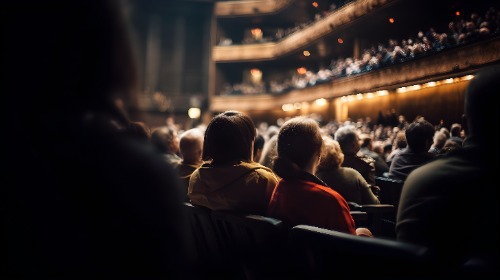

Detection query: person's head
(334, 125), (360, 155)
(464, 64), (500, 145)
(360, 135), (373, 150)
(151, 126), (180, 155)
(4, 0), (139, 129)
(179, 128), (204, 165)
(274, 116), (323, 176)
(394, 131), (407, 149)
(253, 134), (265, 163)
(259, 134), (278, 169)
(450, 123), (462, 137)
(319, 136), (344, 170)
(203, 111), (256, 165)
(121, 121), (151, 142)
(439, 127), (450, 139)
(441, 139), (461, 154)
(383, 142), (393, 155)
(405, 119), (435, 152)
(432, 130), (448, 149)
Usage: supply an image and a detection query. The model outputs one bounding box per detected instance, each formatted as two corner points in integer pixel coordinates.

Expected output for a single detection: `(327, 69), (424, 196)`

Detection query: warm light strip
(340, 74), (474, 102)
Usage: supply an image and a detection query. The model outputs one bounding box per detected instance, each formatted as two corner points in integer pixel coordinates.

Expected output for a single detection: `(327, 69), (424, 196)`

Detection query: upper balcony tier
(215, 0), (294, 17)
(213, 0), (396, 62)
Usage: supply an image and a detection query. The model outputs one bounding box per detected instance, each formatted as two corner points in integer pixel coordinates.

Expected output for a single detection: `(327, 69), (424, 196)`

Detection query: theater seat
(183, 202), (233, 279)
(349, 202), (396, 238)
(210, 210), (293, 280)
(289, 224), (432, 279)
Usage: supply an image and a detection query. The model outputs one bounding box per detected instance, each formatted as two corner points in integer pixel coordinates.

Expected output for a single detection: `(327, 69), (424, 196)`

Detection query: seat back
(350, 203), (396, 238)
(376, 176), (404, 208)
(211, 210), (292, 279)
(183, 202), (230, 278)
(350, 210), (368, 228)
(289, 225), (432, 279)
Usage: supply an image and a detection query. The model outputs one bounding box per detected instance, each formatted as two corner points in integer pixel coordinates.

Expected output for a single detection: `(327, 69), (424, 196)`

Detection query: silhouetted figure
(2, 1), (191, 278)
(397, 64), (500, 277)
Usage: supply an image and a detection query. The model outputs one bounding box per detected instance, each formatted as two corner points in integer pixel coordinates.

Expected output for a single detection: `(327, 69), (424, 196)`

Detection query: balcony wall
(213, 0), (394, 62)
(215, 0), (293, 17)
(209, 37), (500, 124)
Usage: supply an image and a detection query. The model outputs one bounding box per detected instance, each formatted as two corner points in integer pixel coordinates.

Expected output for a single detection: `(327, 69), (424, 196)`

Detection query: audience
(176, 128), (205, 202)
(188, 111), (278, 215)
(316, 136), (380, 205)
(428, 130), (448, 155)
(259, 134), (279, 169)
(387, 119), (436, 181)
(386, 130), (407, 166)
(120, 120), (152, 143)
(334, 125), (377, 190)
(2, 0), (191, 278)
(359, 134), (390, 177)
(253, 133), (266, 163)
(396, 64), (500, 277)
(449, 122), (465, 147)
(266, 116), (372, 236)
(151, 125), (182, 167)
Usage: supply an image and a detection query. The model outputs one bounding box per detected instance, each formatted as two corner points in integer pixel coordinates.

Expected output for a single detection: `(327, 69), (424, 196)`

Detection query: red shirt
(267, 178), (356, 234)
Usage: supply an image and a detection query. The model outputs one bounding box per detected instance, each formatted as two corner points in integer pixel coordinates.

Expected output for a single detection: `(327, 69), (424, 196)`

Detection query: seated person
(267, 116), (372, 236)
(253, 133), (265, 163)
(397, 65), (500, 276)
(316, 136), (380, 205)
(188, 111), (278, 215)
(151, 125), (182, 167)
(359, 134), (390, 177)
(387, 119), (436, 181)
(176, 128), (204, 201)
(334, 125), (377, 188)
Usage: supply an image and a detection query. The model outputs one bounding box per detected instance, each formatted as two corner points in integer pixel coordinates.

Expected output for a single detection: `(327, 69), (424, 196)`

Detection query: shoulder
(237, 161), (279, 183)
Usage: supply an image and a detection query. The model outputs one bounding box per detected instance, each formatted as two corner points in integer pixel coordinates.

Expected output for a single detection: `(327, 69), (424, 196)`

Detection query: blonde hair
(319, 136), (344, 169)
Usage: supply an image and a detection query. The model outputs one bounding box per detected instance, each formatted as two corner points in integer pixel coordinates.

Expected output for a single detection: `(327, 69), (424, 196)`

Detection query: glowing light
(455, 11), (460, 16)
(282, 104), (294, 111)
(340, 96), (348, 102)
(425, 81), (437, 87)
(445, 78), (454, 84)
(315, 98), (327, 106)
(297, 67), (307, 75)
(303, 50), (311, 57)
(356, 93), (363, 100)
(188, 108), (201, 119)
(312, 2), (319, 8)
(250, 68), (261, 77)
(397, 87), (407, 93)
(389, 18), (395, 24)
(462, 75), (474, 80)
(337, 38), (344, 44)
(377, 90), (389, 96)
(365, 92), (374, 98)
(294, 103), (302, 109)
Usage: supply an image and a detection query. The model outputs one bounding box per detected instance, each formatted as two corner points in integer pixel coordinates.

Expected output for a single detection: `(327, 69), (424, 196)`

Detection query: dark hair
(275, 116), (323, 174)
(254, 134), (265, 155)
(151, 126), (177, 154)
(203, 111), (256, 164)
(465, 64), (500, 145)
(450, 123), (462, 137)
(405, 119), (435, 152)
(122, 121), (151, 141)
